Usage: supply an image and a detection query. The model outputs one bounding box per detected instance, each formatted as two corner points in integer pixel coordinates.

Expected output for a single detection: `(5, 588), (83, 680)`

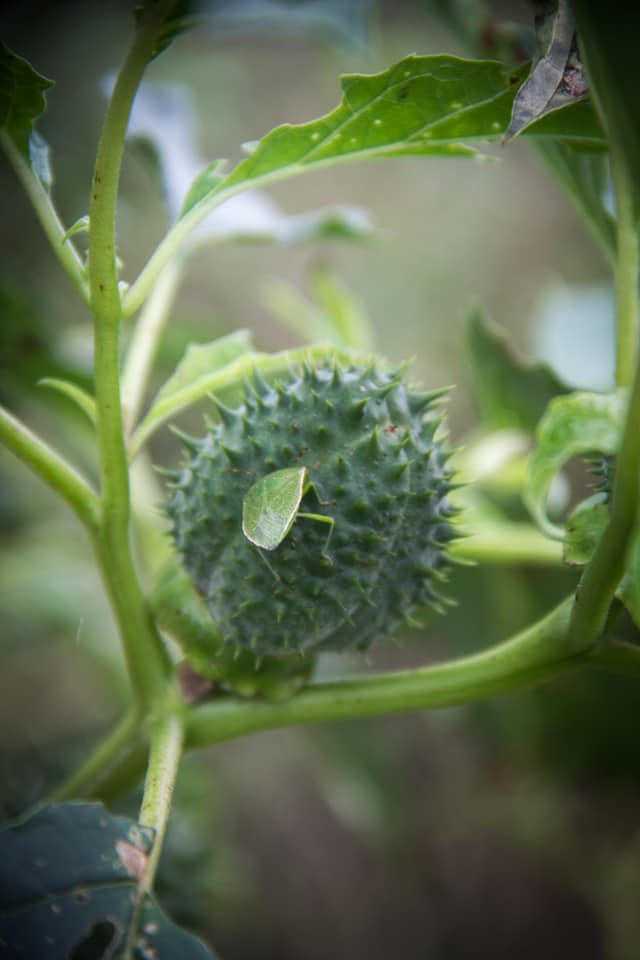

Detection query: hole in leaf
(69, 919), (120, 960)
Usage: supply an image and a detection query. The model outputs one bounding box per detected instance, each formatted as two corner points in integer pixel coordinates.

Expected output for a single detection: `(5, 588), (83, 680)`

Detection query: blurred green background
(1, 2), (639, 958)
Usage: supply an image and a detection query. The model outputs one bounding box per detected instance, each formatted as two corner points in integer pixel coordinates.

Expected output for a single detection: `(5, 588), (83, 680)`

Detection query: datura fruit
(165, 359), (458, 658)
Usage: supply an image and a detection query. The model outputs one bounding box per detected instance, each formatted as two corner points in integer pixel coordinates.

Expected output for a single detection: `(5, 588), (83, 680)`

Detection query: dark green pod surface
(166, 361), (457, 656)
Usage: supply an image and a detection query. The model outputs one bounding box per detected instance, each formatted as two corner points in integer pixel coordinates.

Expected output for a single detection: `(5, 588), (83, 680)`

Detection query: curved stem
(185, 596), (581, 749)
(0, 133), (89, 303)
(566, 149), (640, 653)
(0, 404), (100, 530)
(83, 739), (150, 806)
(82, 597), (581, 803)
(51, 708), (144, 802)
(88, 595), (640, 806)
(121, 257), (183, 437)
(88, 4), (176, 706)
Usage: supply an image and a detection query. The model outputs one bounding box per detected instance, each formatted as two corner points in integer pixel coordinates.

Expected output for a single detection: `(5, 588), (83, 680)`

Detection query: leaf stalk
(0, 404), (100, 530)
(0, 132), (90, 303)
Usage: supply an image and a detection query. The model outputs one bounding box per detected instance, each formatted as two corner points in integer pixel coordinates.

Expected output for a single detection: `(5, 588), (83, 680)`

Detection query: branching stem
(0, 132), (90, 303)
(0, 404), (99, 530)
(186, 596), (578, 749)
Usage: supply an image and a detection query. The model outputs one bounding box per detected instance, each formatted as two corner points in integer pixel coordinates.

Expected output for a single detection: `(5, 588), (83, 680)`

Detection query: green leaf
(170, 55), (515, 240)
(179, 160), (228, 218)
(201, 55), (604, 203)
(62, 215), (90, 243)
(465, 310), (571, 432)
(128, 84), (373, 246)
(310, 268), (374, 350)
(0, 42), (52, 161)
(186, 193), (373, 247)
(130, 341), (367, 457)
(563, 493), (609, 565)
(524, 389), (626, 538)
(0, 802), (217, 958)
(38, 378), (97, 425)
(264, 268), (374, 352)
(149, 327), (254, 417)
(131, 328), (258, 455)
(123, 53), (604, 318)
(220, 55), (602, 194)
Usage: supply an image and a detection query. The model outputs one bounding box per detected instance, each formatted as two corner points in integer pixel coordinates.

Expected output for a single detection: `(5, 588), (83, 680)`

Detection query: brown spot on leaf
(115, 839), (148, 882)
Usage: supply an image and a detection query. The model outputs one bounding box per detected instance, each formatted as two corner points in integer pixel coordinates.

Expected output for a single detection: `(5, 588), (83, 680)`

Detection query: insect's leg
(297, 512), (335, 561)
(255, 547), (280, 581)
(304, 479), (334, 507)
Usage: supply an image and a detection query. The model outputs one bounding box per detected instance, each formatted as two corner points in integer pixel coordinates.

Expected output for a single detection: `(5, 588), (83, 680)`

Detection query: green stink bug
(242, 466), (334, 554)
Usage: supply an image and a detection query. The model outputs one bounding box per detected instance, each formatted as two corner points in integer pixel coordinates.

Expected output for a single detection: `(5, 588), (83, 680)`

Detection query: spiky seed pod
(165, 361), (458, 657)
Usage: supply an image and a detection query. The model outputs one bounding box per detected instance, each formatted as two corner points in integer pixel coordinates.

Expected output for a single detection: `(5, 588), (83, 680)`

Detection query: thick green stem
(0, 404), (100, 529)
(88, 4), (177, 705)
(566, 150), (640, 653)
(86, 599), (640, 805)
(0, 133), (90, 303)
(83, 597), (581, 802)
(121, 710), (183, 959)
(185, 596), (580, 749)
(138, 711), (184, 892)
(612, 153), (639, 388)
